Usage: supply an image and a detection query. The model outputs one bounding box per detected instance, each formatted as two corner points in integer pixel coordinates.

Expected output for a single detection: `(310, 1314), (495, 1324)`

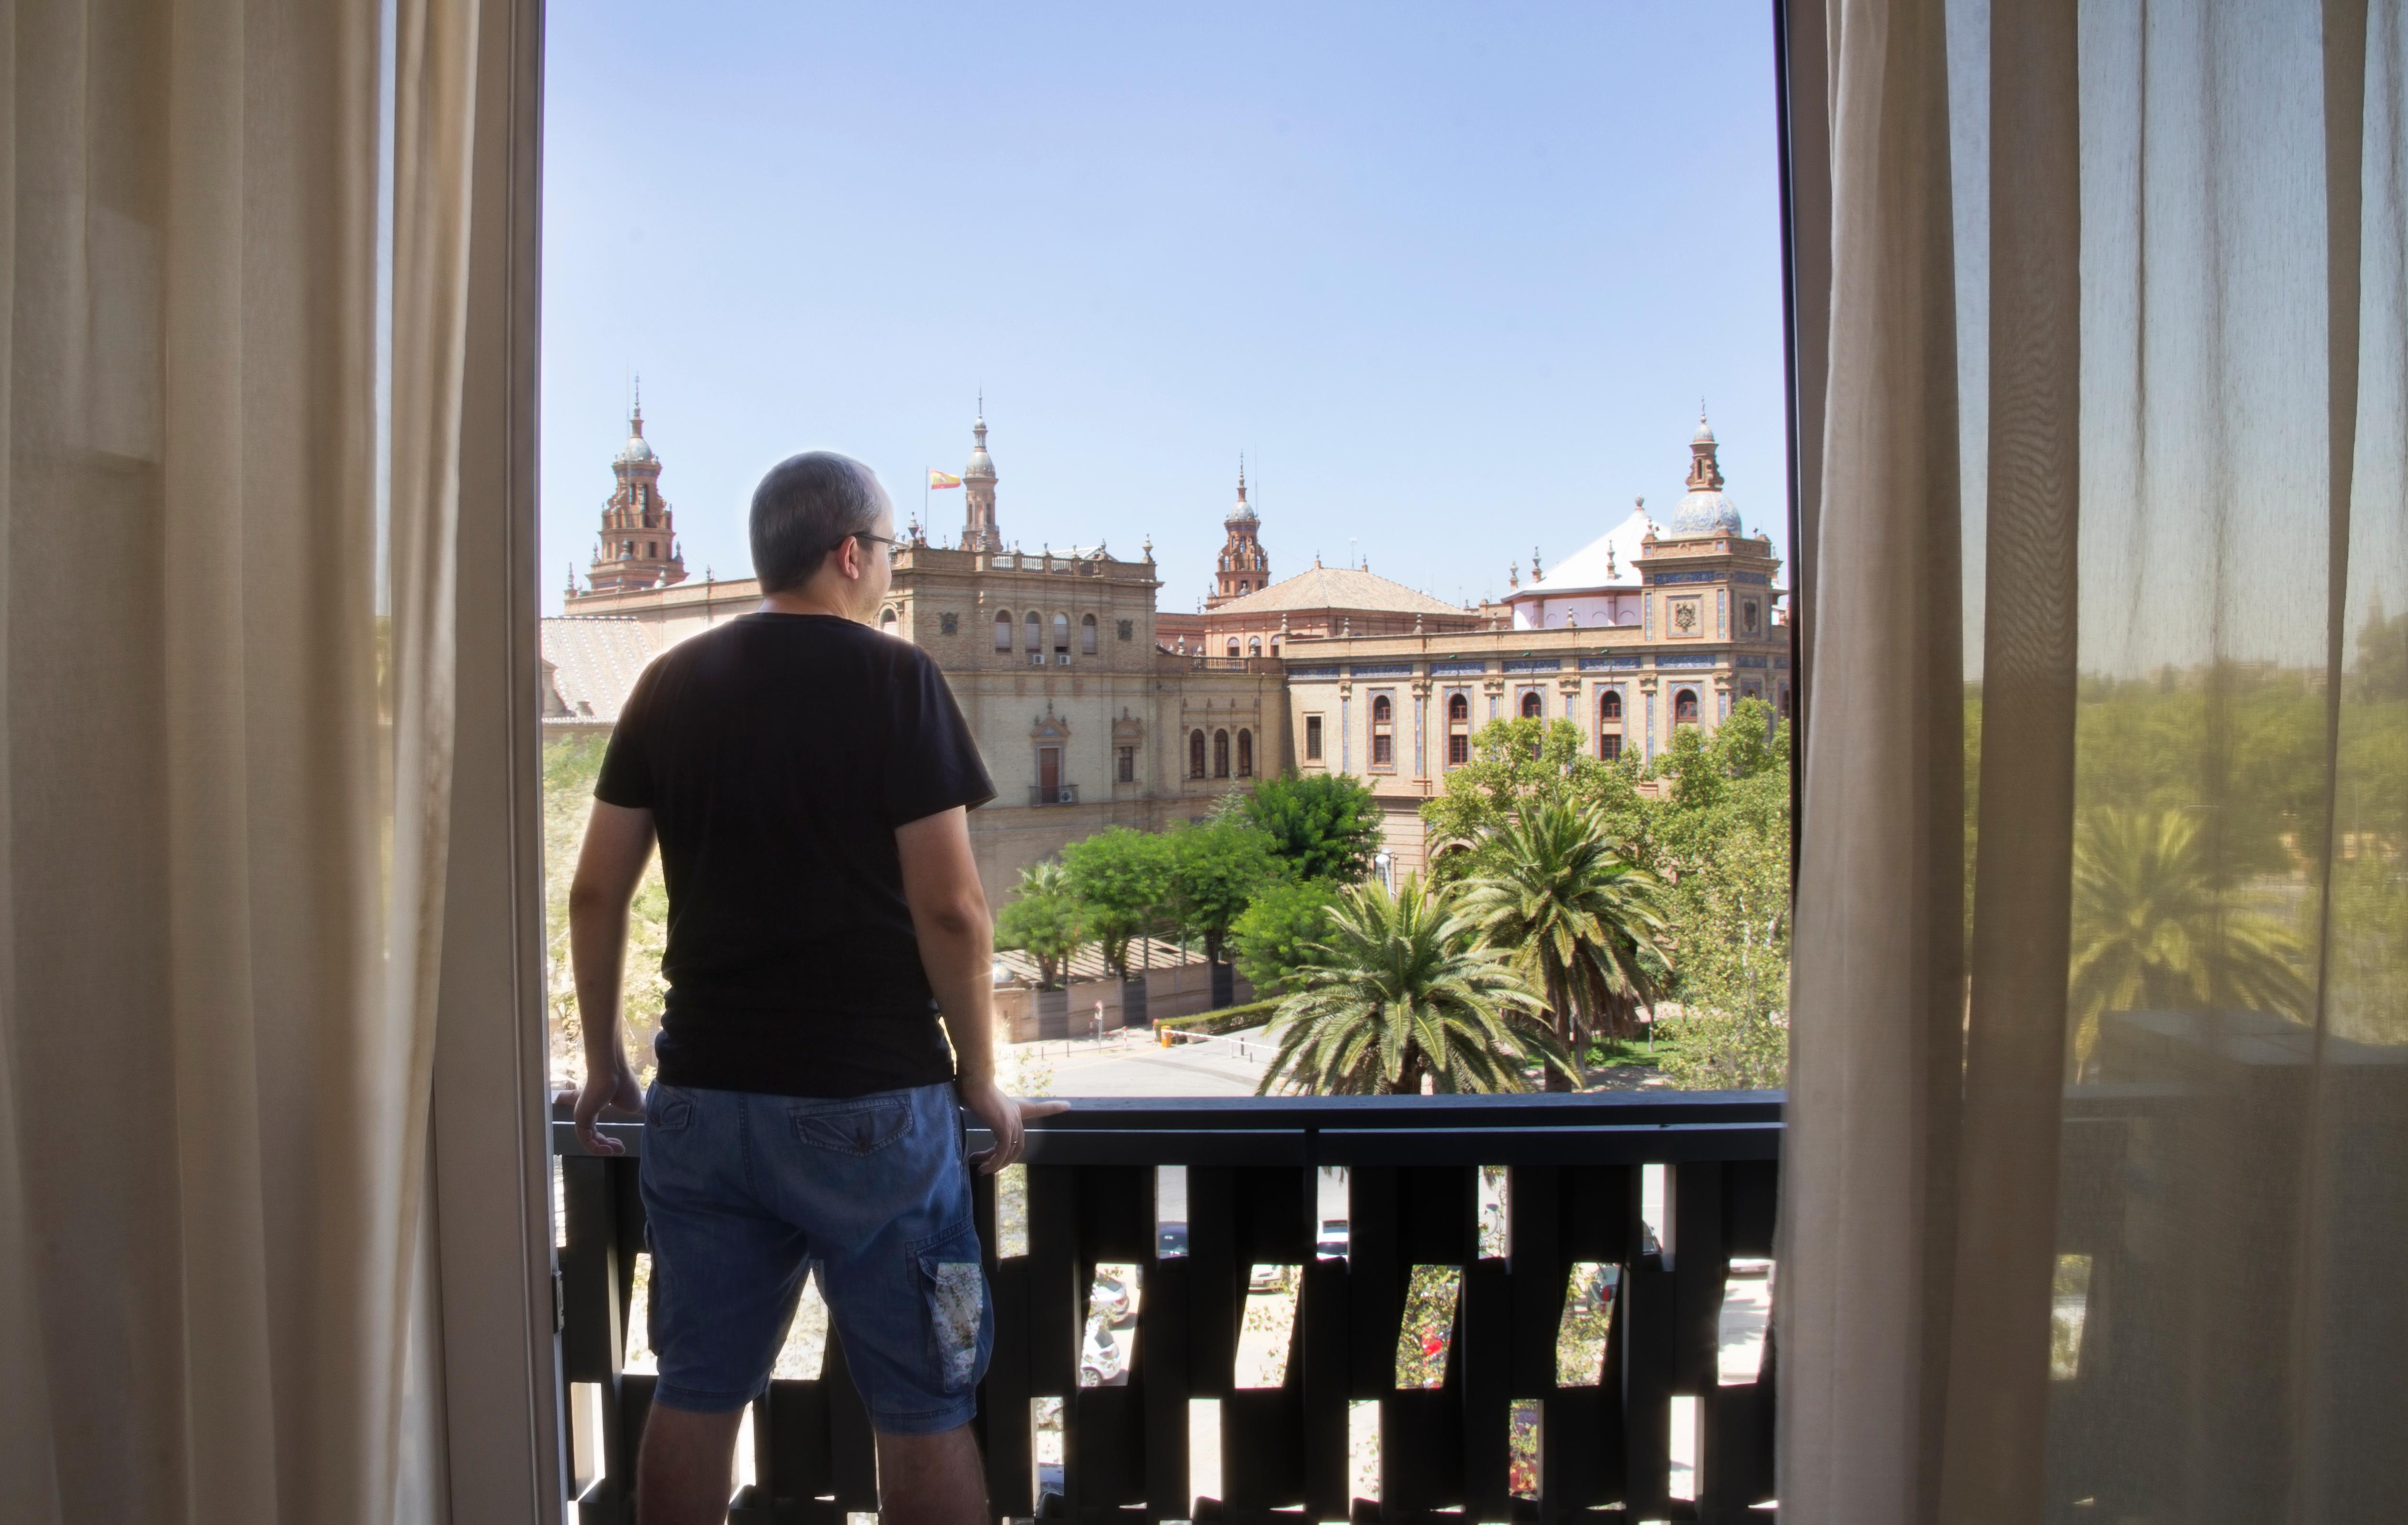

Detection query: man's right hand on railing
(957, 1074), (1069, 1173)
(564, 1052), (644, 1156)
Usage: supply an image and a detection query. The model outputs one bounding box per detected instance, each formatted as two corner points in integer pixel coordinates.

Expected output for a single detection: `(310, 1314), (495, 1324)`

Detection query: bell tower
(1205, 462), (1268, 607)
(574, 389), (688, 598)
(961, 407), (1002, 553)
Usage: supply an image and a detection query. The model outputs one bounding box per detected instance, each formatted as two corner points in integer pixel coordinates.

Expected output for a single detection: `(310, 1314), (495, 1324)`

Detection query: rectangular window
(1372, 732), (1393, 767)
(1600, 733), (1622, 762)
(1305, 715), (1323, 761)
(1117, 746), (1135, 783)
(1449, 733), (1469, 767)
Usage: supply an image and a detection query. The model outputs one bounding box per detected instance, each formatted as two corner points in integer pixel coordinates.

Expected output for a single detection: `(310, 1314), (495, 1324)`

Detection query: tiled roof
(541, 616), (659, 723)
(1210, 564), (1463, 618)
(993, 935), (1199, 987)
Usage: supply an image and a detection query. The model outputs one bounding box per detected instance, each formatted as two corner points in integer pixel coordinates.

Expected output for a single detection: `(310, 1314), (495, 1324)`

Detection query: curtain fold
(0, 2), (485, 1520)
(1786, 0), (2408, 1520)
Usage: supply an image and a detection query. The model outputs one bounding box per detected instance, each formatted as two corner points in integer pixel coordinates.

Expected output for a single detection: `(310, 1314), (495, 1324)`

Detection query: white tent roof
(1511, 504), (1655, 601)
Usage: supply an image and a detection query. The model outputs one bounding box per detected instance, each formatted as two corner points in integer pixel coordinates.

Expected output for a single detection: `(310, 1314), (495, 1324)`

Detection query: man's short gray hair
(750, 451), (885, 594)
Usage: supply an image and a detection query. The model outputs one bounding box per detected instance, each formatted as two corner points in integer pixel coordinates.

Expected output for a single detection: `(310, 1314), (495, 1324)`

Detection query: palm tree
(1256, 876), (1578, 1095)
(994, 859), (1084, 990)
(1458, 801), (1671, 1075)
(2068, 808), (2312, 1075)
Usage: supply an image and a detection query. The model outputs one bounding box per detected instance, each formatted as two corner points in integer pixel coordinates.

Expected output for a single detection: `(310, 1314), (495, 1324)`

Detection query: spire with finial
(961, 403), (1001, 552)
(1207, 451), (1268, 607)
(1688, 405), (1723, 491)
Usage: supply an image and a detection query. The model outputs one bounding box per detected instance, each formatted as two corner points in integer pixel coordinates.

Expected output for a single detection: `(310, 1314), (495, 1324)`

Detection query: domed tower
(961, 409), (1002, 553)
(1667, 407), (1743, 537)
(1205, 462), (1268, 607)
(577, 393), (687, 597)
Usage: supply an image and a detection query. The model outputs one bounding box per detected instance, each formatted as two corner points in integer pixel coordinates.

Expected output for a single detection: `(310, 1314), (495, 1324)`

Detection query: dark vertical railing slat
(822, 1331), (880, 1510)
(1507, 1164), (1566, 1399)
(1346, 1165), (1401, 1403)
(765, 1376), (831, 1520)
(1301, 1254), (1353, 1519)
(1621, 1249), (1675, 1516)
(1459, 1257), (1513, 1519)
(1140, 1251), (1191, 1519)
(985, 1254), (1034, 1516)
(1187, 1167), (1239, 1401)
(1029, 1167), (1082, 1398)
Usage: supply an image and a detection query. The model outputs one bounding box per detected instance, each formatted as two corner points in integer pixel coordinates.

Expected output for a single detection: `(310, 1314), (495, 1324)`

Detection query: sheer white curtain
(0, 1), (488, 1521)
(1784, 1), (2408, 1520)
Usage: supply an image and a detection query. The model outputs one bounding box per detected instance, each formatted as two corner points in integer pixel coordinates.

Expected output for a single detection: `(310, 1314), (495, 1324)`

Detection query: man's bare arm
(897, 806), (1066, 1170)
(568, 800), (657, 1154)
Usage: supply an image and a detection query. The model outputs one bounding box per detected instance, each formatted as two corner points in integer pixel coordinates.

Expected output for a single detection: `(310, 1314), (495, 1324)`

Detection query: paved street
(1005, 1028), (1273, 1097)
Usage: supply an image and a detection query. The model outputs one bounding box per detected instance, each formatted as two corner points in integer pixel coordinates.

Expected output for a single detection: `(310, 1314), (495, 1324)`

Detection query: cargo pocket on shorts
(915, 1224), (990, 1396)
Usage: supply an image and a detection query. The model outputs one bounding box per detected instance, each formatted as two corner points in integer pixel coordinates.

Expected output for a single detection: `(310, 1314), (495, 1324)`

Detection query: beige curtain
(1784, 0), (2408, 1520)
(0, 1), (485, 1521)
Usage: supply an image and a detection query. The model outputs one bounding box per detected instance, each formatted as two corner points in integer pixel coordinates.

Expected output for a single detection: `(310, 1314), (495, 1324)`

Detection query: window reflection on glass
(2051, 1253), (2093, 1380)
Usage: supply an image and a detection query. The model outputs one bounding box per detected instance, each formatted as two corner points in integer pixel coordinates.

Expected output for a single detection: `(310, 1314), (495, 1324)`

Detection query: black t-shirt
(593, 612), (995, 1097)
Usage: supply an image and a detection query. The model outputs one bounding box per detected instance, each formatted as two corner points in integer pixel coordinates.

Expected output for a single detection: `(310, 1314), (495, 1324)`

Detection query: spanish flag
(928, 469), (963, 489)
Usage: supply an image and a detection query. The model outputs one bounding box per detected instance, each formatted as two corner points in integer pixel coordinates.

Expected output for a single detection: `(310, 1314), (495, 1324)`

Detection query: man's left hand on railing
(957, 1074), (1069, 1173)
(562, 1053), (644, 1156)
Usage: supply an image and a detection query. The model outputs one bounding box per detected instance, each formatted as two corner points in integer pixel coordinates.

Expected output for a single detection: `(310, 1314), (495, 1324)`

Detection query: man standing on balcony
(566, 451), (1064, 1525)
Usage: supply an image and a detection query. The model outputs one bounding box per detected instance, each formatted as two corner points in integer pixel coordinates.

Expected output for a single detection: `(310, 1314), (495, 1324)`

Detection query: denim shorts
(638, 1080), (993, 1432)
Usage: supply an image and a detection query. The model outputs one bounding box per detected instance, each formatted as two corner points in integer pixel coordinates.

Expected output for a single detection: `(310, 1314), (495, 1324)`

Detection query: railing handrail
(551, 1089), (1783, 1164)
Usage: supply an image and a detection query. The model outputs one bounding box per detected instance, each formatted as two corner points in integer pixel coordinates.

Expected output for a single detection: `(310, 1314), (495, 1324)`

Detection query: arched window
(1449, 693), (1469, 722)
(623, 541), (634, 558)
(1227, 639), (1241, 657)
(1081, 613), (1098, 655)
(1521, 691), (1543, 719)
(1248, 638), (1261, 656)
(1237, 730), (1254, 776)
(879, 608), (898, 636)
(1213, 730), (1231, 778)
(1025, 611), (1042, 655)
(1373, 695), (1393, 723)
(1189, 730), (1207, 779)
(1238, 580), (1249, 595)
(1675, 688), (1700, 725)
(1053, 613), (1070, 652)
(1779, 685), (1793, 721)
(1601, 690), (1623, 721)
(995, 611), (1014, 651)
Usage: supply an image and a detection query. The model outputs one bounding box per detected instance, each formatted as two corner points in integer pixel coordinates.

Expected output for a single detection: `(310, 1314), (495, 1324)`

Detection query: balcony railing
(555, 1092), (1780, 1524)
(1029, 784), (1079, 807)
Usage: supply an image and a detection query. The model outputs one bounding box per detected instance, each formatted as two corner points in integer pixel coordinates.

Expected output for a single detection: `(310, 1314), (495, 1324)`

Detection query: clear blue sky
(540, 2), (1790, 616)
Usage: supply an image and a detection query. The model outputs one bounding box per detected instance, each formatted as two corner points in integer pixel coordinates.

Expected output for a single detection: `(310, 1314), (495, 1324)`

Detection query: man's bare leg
(876, 1424), (989, 1525)
(636, 1404), (745, 1525)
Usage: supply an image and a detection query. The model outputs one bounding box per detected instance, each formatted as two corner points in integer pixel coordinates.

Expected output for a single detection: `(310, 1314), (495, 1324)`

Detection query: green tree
(1237, 772), (1384, 883)
(543, 736), (667, 1081)
(1458, 801), (1672, 1078)
(1165, 819), (1287, 968)
(1659, 819), (1790, 1091)
(1257, 876), (1577, 1095)
(994, 860), (1085, 990)
(1060, 827), (1174, 981)
(2067, 808), (2312, 1075)
(1420, 717), (1609, 882)
(1231, 878), (1340, 995)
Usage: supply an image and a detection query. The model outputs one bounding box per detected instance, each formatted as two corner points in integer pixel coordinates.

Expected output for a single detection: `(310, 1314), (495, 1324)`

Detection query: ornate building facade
(545, 402), (1788, 890)
(1278, 413), (1789, 874)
